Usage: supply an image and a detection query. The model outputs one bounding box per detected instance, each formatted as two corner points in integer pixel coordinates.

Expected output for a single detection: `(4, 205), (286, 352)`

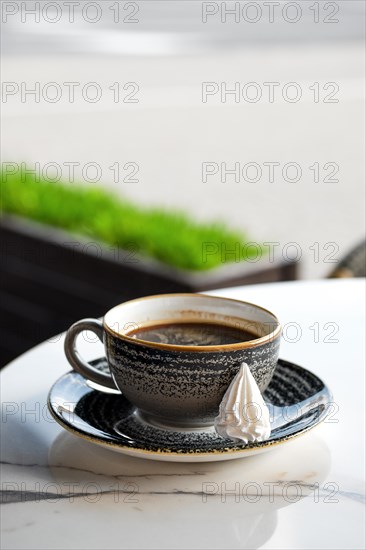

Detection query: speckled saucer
(48, 358), (332, 462)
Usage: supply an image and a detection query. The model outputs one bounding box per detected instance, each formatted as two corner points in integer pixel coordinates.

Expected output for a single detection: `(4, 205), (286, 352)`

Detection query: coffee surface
(127, 321), (258, 346)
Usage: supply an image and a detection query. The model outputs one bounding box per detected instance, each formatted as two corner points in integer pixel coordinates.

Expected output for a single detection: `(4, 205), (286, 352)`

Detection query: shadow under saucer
(48, 429), (331, 549)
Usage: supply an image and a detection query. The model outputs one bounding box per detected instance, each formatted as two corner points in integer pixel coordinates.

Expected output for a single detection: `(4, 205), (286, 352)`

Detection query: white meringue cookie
(214, 362), (271, 444)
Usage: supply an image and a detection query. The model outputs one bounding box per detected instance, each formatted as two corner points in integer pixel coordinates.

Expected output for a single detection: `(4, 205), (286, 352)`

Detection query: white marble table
(1, 279), (365, 549)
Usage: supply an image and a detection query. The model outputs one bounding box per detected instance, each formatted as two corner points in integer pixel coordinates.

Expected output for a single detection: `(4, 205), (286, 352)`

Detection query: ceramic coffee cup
(64, 293), (281, 428)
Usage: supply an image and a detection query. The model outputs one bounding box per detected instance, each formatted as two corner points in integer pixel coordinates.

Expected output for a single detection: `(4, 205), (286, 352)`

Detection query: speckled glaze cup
(64, 294), (281, 428)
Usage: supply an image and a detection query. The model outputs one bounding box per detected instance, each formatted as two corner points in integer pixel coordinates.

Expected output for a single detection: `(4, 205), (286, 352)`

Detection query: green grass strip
(1, 169), (262, 271)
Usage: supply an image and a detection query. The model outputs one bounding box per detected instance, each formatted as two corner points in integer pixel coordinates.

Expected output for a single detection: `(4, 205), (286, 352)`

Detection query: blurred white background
(1, 0), (365, 278)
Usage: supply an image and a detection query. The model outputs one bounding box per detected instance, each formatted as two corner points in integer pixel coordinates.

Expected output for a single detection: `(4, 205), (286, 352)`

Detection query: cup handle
(64, 318), (118, 390)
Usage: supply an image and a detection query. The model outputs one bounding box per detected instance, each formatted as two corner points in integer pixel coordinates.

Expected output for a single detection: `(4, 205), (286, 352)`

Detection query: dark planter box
(0, 215), (298, 367)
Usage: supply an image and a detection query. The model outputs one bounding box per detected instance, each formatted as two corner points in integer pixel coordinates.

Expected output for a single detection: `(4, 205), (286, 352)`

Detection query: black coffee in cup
(127, 321), (258, 346)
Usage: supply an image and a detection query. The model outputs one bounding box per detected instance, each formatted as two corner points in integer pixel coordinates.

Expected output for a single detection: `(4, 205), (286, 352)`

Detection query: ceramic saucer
(48, 358), (332, 462)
